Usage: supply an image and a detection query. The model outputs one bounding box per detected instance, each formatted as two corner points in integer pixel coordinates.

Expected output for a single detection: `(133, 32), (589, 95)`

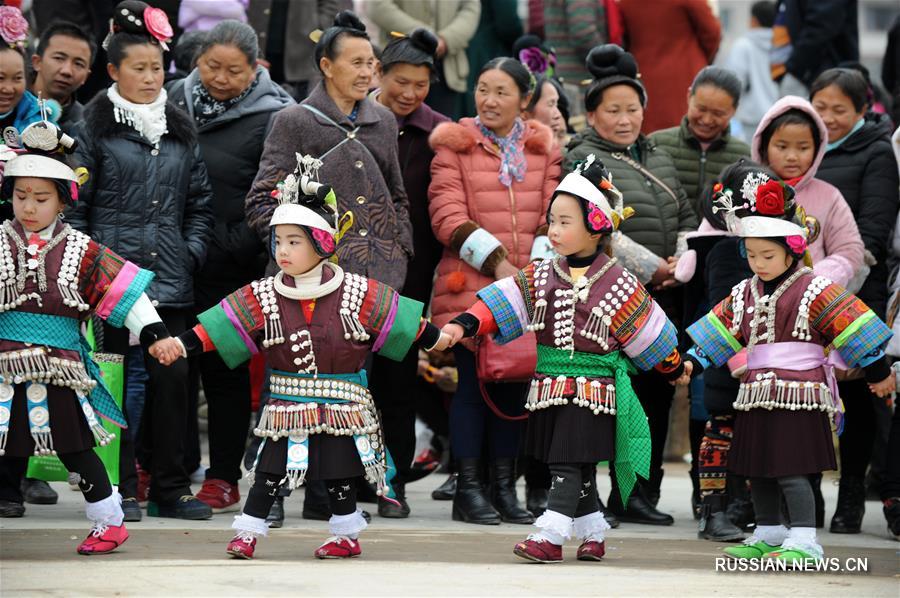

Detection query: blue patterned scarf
(476, 116), (526, 187)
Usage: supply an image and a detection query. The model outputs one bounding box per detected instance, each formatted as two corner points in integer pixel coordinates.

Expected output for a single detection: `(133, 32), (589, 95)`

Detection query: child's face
(274, 224), (322, 277)
(548, 193), (601, 258)
(12, 177), (64, 232)
(744, 237), (792, 281)
(766, 123), (815, 180)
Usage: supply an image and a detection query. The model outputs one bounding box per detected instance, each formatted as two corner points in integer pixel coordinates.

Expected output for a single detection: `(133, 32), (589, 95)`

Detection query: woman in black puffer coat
(67, 2), (214, 521)
(810, 67), (900, 536)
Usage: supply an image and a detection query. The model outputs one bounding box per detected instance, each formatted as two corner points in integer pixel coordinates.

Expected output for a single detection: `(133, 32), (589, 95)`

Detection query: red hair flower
(587, 203), (612, 232)
(755, 180), (785, 216)
(713, 182), (723, 193)
(143, 7), (173, 47)
(311, 227), (335, 254)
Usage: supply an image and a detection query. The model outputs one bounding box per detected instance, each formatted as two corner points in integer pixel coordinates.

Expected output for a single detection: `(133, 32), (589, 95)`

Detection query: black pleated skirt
(254, 433), (365, 480)
(5, 383), (96, 457)
(524, 404), (615, 464)
(729, 409), (836, 478)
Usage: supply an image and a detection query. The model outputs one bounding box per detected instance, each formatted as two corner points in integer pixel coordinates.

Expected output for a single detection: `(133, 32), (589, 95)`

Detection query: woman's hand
(494, 260), (519, 280)
(868, 373), (896, 398)
(441, 323), (466, 349)
(649, 257), (670, 287)
(430, 332), (453, 352)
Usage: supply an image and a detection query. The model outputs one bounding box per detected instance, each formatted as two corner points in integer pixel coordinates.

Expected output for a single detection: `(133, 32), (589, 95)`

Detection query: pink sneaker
(314, 536), (361, 559)
(576, 539), (606, 561)
(226, 532), (258, 559)
(513, 535), (563, 563)
(77, 523), (129, 555)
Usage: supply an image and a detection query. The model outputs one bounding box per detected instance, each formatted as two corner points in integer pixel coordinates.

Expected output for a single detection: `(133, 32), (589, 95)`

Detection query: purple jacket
(751, 95), (864, 288)
(179, 0), (248, 32)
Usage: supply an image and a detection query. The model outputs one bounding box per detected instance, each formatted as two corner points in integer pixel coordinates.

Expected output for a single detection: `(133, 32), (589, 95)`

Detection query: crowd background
(0, 0), (898, 543)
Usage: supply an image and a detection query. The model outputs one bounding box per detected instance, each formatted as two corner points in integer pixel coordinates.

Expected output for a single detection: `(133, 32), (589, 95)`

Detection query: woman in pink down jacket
(428, 57), (560, 526)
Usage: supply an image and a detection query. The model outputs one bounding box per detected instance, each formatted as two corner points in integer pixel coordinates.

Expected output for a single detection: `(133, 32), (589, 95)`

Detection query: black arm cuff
(178, 330), (204, 357)
(659, 361), (685, 382)
(139, 322), (171, 347)
(863, 356), (891, 384)
(451, 313), (480, 338)
(417, 321), (442, 350)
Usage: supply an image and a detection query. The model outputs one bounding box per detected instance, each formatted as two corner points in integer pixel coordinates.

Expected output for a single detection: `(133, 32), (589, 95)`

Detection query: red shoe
(77, 523), (129, 555)
(513, 535), (563, 563)
(314, 536), (361, 559)
(226, 532), (258, 559)
(576, 539), (606, 561)
(136, 464), (151, 506)
(196, 479), (241, 513)
(413, 448), (440, 472)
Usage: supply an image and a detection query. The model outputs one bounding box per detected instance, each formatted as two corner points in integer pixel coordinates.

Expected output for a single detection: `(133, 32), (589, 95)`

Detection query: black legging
(0, 451), (113, 503)
(546, 463), (601, 519)
(243, 472), (357, 519)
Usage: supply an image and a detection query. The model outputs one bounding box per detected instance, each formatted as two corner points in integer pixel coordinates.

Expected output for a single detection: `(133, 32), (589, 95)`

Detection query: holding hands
(868, 373), (896, 398)
(671, 360), (693, 387)
(149, 337), (184, 366)
(440, 323), (466, 350)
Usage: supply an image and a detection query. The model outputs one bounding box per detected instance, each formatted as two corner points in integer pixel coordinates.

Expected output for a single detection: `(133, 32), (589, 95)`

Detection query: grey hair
(196, 19), (259, 65)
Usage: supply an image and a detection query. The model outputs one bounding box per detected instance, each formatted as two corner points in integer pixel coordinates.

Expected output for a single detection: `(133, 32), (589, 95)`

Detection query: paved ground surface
(1, 462), (898, 596)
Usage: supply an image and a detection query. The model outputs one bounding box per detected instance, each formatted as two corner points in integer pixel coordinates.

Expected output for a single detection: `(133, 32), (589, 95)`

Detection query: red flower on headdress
(143, 7), (173, 45)
(0, 6), (28, 49)
(311, 227), (335, 254)
(755, 180), (785, 216)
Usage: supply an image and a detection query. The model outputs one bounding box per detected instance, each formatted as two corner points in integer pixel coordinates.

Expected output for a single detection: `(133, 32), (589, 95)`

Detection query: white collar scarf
(107, 84), (168, 147)
(273, 261), (345, 300)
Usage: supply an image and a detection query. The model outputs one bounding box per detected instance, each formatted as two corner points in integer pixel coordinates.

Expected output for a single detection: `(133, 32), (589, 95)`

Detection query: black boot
(266, 495), (285, 528)
(378, 482), (411, 518)
(21, 478), (58, 505)
(526, 486), (549, 518)
(607, 484), (674, 526)
(883, 497), (900, 540)
(452, 459), (500, 525)
(810, 473), (825, 528)
(830, 475), (865, 534)
(432, 473), (457, 501)
(691, 487), (701, 521)
(698, 494), (745, 542)
(597, 497), (619, 528)
(725, 474), (756, 531)
(489, 459), (533, 524)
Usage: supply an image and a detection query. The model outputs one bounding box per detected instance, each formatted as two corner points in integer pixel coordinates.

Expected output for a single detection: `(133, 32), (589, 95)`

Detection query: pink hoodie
(751, 96), (864, 287)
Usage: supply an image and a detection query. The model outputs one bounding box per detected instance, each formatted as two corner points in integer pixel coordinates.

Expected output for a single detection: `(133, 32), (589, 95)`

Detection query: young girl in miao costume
(0, 116), (181, 554)
(679, 161), (895, 563)
(158, 155), (450, 560)
(441, 156), (687, 563)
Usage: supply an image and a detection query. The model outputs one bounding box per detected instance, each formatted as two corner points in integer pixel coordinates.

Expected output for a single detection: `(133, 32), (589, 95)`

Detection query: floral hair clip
(0, 6), (28, 52)
(518, 46), (557, 78)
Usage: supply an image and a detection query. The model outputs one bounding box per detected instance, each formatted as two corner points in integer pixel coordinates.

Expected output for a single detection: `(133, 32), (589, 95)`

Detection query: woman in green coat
(564, 45), (697, 527)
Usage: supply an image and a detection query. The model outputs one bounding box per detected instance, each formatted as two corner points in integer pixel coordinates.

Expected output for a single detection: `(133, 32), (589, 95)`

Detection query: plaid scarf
(476, 116), (526, 188)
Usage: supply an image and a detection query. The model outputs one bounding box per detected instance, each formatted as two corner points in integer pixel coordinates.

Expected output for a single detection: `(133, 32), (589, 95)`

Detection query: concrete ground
(1, 462), (898, 596)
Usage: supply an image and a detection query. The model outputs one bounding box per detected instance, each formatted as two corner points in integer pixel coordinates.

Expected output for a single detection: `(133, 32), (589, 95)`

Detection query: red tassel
(446, 270), (466, 293)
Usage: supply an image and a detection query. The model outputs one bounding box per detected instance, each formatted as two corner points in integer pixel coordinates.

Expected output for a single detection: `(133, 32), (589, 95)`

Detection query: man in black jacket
(30, 21), (95, 130)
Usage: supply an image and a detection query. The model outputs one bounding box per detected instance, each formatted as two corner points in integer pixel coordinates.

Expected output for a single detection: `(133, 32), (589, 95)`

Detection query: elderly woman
(564, 44), (697, 526)
(243, 10), (412, 521)
(368, 28), (450, 519)
(429, 57), (560, 525)
(167, 19), (294, 514)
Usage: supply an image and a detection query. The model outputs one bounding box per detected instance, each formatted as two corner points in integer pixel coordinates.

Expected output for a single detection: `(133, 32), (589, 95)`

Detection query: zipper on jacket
(507, 186), (520, 264)
(699, 150), (707, 190)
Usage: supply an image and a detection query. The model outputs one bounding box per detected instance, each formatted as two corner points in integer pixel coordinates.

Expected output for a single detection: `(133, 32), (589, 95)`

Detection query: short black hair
(478, 57), (534, 98)
(37, 21), (97, 63)
(751, 1), (776, 28)
(810, 67), (869, 112)
(758, 108), (821, 164)
(690, 66), (742, 107)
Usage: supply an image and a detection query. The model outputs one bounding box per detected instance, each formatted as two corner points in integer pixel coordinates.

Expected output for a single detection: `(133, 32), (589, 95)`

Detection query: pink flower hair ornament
(587, 203), (613, 233)
(0, 6), (28, 51)
(785, 234), (807, 255)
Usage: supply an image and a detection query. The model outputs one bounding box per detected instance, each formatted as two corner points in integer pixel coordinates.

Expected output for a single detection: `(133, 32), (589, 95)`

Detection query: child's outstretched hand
(430, 332), (453, 353)
(671, 360), (693, 386)
(868, 373), (896, 398)
(441, 323), (465, 349)
(149, 338), (184, 366)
